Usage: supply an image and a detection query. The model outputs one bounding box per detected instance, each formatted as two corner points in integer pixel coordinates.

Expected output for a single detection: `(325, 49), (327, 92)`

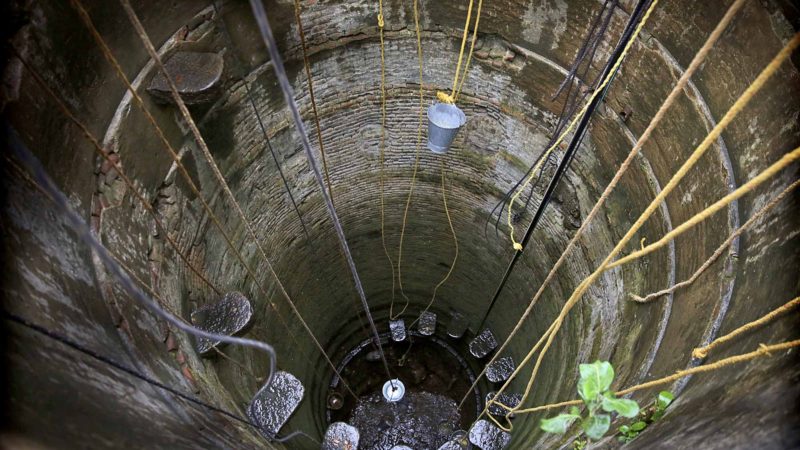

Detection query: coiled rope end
(513, 242), (523, 251)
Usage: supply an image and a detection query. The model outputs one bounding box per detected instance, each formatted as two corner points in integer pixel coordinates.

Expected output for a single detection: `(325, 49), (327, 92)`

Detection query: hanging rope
(454, 0), (483, 101)
(506, 0), (659, 251)
(437, 0), (482, 104)
(293, 0), (336, 205)
(248, 0), (396, 384)
(631, 178), (800, 302)
(488, 31), (800, 421)
(456, 0), (751, 409)
(390, 0), (426, 319)
(693, 296), (800, 359)
(377, 0), (400, 318)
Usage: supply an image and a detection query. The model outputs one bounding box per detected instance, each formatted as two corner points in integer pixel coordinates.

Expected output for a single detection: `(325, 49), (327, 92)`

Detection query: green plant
(540, 361), (640, 441)
(618, 391), (675, 443)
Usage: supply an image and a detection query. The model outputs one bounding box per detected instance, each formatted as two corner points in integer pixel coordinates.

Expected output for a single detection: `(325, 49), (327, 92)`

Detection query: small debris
(191, 292), (253, 355)
(418, 311), (437, 336)
(390, 319), (407, 342)
(147, 51), (224, 105)
(447, 312), (468, 339)
(469, 419), (511, 450)
(485, 391), (522, 417)
(322, 422), (359, 450)
(327, 391), (344, 410)
(247, 371), (304, 439)
(486, 356), (516, 383)
(469, 329), (498, 358)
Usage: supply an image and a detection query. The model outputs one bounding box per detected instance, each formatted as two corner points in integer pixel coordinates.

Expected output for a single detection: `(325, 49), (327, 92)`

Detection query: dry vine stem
(512, 339), (800, 416)
(693, 296), (800, 358)
(631, 178), (800, 302)
(460, 0), (748, 410)
(488, 32), (800, 421)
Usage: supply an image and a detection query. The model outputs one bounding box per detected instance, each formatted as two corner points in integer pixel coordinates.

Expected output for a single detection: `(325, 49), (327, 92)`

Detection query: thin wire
(247, 0), (394, 383)
(211, 1), (310, 240)
(116, 0), (358, 399)
(459, 0), (746, 409)
(292, 0), (336, 205)
(70, 0), (357, 400)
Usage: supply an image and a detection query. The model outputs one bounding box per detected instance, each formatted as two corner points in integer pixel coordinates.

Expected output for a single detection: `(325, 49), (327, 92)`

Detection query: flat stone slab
(391, 446), (413, 450)
(469, 329), (498, 358)
(486, 356), (516, 383)
(247, 371), (304, 439)
(418, 311), (437, 336)
(191, 291), (253, 355)
(469, 419), (511, 450)
(447, 312), (468, 339)
(485, 391), (522, 417)
(390, 319), (407, 342)
(322, 422), (359, 450)
(147, 51), (223, 105)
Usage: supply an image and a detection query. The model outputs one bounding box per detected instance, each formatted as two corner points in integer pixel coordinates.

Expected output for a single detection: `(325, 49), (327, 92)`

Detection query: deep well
(1, 0), (798, 448)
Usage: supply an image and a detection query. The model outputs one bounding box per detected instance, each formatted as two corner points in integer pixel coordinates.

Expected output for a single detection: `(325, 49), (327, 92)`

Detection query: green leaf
(582, 413), (611, 440)
(602, 396), (640, 418)
(540, 414), (580, 435)
(657, 391), (674, 410)
(619, 425), (630, 434)
(570, 406), (581, 416)
(578, 361), (614, 402)
(631, 421), (647, 431)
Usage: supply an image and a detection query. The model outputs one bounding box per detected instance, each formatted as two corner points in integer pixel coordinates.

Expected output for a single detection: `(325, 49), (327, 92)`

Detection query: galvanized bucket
(427, 102), (466, 154)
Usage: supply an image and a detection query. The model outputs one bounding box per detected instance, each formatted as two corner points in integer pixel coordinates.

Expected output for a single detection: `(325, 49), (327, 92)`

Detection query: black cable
(210, 1), (310, 241)
(477, 0), (652, 330)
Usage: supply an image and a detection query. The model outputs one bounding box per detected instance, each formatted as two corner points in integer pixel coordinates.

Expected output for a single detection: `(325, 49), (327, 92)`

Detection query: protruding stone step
(322, 422), (359, 450)
(437, 430), (469, 449)
(247, 371), (304, 439)
(469, 329), (498, 358)
(390, 446), (413, 450)
(447, 312), (468, 339)
(486, 356), (516, 383)
(417, 311), (437, 336)
(147, 51), (224, 105)
(191, 291), (253, 355)
(485, 391), (522, 417)
(469, 419), (511, 450)
(390, 319), (407, 342)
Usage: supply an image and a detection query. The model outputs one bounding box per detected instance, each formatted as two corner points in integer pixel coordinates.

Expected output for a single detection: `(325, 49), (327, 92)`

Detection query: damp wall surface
(1, 0), (799, 449)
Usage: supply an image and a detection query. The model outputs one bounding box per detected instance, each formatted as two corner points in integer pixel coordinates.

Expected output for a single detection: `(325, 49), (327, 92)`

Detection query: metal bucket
(427, 102), (466, 154)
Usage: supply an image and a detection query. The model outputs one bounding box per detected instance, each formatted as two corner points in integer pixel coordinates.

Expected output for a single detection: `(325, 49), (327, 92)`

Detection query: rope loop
(437, 91), (455, 104)
(377, 13), (385, 28)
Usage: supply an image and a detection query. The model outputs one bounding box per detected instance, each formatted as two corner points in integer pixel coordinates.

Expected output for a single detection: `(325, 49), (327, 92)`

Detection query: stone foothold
(191, 291), (253, 355)
(391, 446), (413, 450)
(447, 312), (468, 339)
(469, 419), (511, 450)
(437, 430), (469, 450)
(322, 422), (360, 450)
(469, 329), (498, 358)
(485, 391), (522, 417)
(147, 51), (224, 105)
(418, 311), (437, 336)
(486, 356), (516, 383)
(247, 371), (304, 439)
(390, 319), (407, 342)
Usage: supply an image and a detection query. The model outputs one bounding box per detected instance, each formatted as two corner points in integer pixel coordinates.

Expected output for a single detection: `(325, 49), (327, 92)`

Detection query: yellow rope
(609, 146), (800, 269)
(458, 0), (746, 410)
(377, 0), (398, 313)
(454, 0), (483, 102)
(630, 178), (800, 302)
(693, 296), (800, 358)
(391, 0), (426, 319)
(508, 339), (800, 416)
(486, 31), (800, 423)
(506, 0), (660, 250)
